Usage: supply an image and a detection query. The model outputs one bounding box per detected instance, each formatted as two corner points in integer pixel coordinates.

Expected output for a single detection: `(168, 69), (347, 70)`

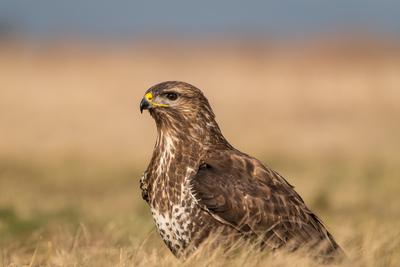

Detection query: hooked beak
(140, 97), (151, 113)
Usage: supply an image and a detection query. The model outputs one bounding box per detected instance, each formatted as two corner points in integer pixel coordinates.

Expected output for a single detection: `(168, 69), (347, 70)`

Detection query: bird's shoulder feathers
(190, 149), (340, 253)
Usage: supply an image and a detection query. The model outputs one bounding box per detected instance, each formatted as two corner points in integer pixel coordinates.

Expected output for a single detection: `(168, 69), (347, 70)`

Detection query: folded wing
(191, 150), (342, 257)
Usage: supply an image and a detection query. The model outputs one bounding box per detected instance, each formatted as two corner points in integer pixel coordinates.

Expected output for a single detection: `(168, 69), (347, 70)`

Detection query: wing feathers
(191, 150), (342, 257)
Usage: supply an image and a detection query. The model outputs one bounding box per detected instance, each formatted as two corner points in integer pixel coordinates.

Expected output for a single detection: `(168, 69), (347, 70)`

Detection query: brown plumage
(139, 81), (343, 261)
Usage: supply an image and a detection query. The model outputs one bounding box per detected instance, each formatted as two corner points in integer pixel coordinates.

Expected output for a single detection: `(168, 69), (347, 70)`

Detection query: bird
(139, 81), (343, 261)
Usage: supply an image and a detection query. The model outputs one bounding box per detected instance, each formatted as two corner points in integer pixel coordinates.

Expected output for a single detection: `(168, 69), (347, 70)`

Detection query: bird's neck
(155, 116), (232, 154)
(146, 117), (232, 209)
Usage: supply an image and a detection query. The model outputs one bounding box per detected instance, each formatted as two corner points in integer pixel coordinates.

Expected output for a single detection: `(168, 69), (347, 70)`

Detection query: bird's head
(140, 81), (231, 148)
(140, 81), (215, 125)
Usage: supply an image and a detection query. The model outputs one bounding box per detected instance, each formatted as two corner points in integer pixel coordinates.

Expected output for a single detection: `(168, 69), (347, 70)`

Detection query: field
(1, 40), (400, 266)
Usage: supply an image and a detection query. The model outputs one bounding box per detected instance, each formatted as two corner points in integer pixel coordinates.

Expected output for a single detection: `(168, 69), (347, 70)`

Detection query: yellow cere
(145, 92), (153, 101)
(144, 92), (169, 107)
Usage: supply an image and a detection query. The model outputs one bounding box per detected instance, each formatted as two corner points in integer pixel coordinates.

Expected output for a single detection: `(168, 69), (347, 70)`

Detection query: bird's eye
(165, 93), (178, 101)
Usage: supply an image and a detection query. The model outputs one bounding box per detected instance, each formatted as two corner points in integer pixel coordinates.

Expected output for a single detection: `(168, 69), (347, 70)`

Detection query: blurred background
(0, 1), (399, 266)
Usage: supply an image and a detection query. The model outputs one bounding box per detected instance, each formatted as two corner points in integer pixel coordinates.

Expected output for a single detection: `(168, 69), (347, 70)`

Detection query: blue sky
(0, 0), (399, 40)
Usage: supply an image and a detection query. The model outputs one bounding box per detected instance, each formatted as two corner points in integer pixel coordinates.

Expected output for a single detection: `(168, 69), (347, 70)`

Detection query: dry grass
(0, 40), (400, 266)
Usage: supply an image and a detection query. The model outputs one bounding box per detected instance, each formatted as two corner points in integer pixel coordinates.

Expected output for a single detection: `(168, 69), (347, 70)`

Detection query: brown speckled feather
(192, 150), (341, 256)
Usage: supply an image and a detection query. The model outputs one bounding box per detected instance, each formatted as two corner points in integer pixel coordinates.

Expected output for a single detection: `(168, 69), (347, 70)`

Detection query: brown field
(0, 40), (400, 266)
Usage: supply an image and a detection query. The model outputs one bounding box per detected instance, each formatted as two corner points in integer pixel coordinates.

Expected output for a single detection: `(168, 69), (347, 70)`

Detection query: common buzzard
(139, 81), (343, 261)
